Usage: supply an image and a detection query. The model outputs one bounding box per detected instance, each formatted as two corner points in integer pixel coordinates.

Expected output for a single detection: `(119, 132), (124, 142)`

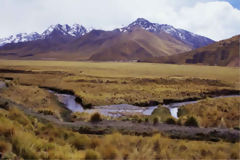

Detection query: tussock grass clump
(151, 106), (171, 122)
(8, 108), (33, 130)
(153, 117), (159, 125)
(184, 116), (199, 127)
(69, 134), (91, 150)
(165, 117), (176, 125)
(90, 112), (102, 123)
(0, 141), (12, 153)
(71, 112), (92, 122)
(72, 112), (110, 122)
(85, 149), (101, 160)
(98, 144), (118, 159)
(37, 109), (54, 115)
(0, 101), (9, 110)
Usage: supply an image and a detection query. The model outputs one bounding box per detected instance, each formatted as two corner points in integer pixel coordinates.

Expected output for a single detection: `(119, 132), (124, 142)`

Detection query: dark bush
(38, 110), (54, 115)
(0, 141), (11, 153)
(90, 113), (102, 123)
(184, 116), (199, 127)
(0, 102), (9, 110)
(153, 117), (159, 125)
(165, 117), (176, 125)
(145, 118), (149, 123)
(138, 119), (142, 123)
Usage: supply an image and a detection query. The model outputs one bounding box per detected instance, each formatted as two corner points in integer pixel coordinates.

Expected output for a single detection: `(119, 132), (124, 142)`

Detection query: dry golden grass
(0, 60), (238, 82)
(0, 82), (69, 120)
(178, 97), (240, 128)
(71, 112), (109, 122)
(0, 60), (238, 106)
(0, 107), (239, 159)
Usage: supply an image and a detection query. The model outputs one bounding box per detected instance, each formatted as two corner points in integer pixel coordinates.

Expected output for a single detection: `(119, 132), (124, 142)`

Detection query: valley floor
(0, 60), (239, 159)
(0, 60), (239, 106)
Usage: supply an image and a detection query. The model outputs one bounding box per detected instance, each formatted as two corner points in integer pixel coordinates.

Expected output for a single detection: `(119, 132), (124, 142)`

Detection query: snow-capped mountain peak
(120, 18), (214, 48)
(70, 24), (87, 36)
(42, 24), (87, 38)
(42, 24), (70, 37)
(0, 32), (41, 47)
(121, 18), (178, 34)
(0, 24), (88, 46)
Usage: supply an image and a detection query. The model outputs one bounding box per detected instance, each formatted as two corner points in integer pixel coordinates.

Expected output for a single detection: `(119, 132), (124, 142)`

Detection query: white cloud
(175, 1), (240, 40)
(0, 0), (239, 40)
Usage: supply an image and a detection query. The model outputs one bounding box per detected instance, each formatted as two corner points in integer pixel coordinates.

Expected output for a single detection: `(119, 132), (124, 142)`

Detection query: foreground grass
(178, 97), (240, 128)
(0, 107), (239, 159)
(0, 60), (239, 106)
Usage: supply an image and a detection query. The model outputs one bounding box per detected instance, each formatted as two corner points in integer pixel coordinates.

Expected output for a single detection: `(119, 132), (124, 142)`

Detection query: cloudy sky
(0, 0), (239, 41)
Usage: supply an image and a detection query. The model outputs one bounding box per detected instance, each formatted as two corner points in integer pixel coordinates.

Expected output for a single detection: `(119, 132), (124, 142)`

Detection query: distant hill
(89, 28), (191, 61)
(142, 35), (240, 67)
(0, 18), (214, 61)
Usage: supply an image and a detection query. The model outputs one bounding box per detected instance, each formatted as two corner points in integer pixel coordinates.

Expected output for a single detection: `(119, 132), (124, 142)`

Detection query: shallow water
(52, 92), (158, 117)
(163, 101), (199, 119)
(164, 95), (240, 118)
(50, 89), (240, 118)
(54, 93), (84, 112)
(0, 81), (6, 89)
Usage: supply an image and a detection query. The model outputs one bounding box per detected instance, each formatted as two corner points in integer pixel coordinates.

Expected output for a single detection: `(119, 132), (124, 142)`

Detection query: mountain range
(0, 24), (87, 47)
(0, 18), (224, 63)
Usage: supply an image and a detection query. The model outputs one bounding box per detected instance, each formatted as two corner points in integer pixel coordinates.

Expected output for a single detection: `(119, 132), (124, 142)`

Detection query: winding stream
(0, 81), (239, 118)
(51, 90), (240, 118)
(52, 91), (158, 117)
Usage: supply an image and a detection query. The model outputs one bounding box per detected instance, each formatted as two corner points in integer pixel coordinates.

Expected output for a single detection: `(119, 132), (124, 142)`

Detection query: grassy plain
(0, 60), (239, 106)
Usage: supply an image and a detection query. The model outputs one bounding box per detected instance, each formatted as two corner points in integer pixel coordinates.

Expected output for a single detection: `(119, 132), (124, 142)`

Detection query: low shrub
(8, 108), (32, 128)
(71, 112), (91, 122)
(69, 134), (91, 150)
(38, 109), (54, 115)
(85, 149), (101, 160)
(11, 131), (40, 159)
(0, 141), (11, 153)
(0, 102), (10, 110)
(138, 119), (142, 123)
(90, 113), (102, 123)
(153, 117), (159, 125)
(99, 144), (118, 159)
(145, 118), (149, 123)
(152, 107), (171, 122)
(184, 116), (199, 127)
(165, 117), (176, 125)
(0, 126), (15, 138)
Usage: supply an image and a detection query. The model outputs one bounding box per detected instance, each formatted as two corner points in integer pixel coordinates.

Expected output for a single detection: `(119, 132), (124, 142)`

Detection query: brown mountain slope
(0, 28), (191, 61)
(143, 35), (240, 67)
(89, 28), (191, 61)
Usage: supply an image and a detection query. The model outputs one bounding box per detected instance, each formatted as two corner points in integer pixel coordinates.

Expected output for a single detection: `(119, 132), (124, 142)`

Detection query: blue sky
(221, 0), (240, 9)
(0, 0), (239, 40)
